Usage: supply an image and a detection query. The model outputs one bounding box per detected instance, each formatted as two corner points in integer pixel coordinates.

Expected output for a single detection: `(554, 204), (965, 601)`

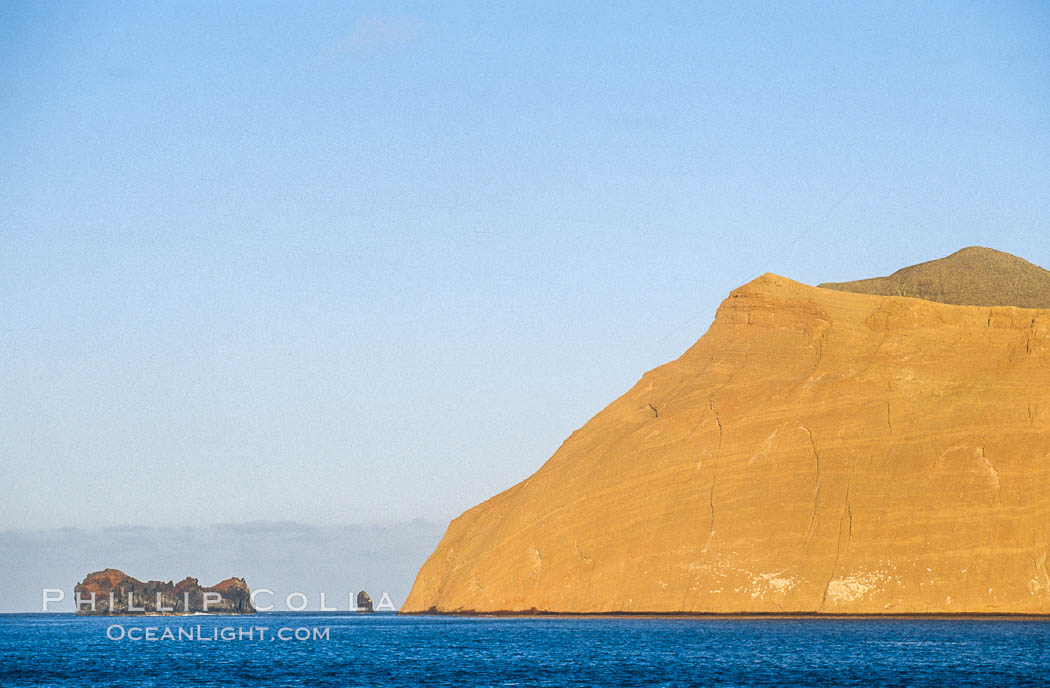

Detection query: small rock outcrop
(74, 569), (255, 615)
(356, 591), (374, 613)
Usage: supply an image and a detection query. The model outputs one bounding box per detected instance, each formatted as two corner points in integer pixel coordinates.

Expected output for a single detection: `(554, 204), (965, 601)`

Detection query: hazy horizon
(0, 519), (446, 613)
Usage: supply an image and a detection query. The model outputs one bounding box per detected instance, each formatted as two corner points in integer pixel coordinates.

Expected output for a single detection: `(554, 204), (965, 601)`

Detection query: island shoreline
(400, 610), (1050, 620)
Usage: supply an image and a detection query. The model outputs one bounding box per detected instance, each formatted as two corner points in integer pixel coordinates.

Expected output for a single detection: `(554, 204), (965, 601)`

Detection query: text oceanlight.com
(105, 625), (329, 642)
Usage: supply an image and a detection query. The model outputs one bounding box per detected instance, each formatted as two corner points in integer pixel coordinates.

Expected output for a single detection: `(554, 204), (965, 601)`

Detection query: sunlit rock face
(403, 261), (1050, 614)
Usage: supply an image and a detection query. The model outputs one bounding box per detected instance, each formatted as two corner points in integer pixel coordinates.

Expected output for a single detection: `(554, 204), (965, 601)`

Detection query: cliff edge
(403, 262), (1050, 614)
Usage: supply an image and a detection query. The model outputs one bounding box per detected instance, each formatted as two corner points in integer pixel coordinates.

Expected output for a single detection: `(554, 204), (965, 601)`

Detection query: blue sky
(2, 1), (1048, 530)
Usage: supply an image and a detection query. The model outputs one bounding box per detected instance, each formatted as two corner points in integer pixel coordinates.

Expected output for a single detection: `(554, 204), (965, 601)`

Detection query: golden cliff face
(403, 274), (1050, 614)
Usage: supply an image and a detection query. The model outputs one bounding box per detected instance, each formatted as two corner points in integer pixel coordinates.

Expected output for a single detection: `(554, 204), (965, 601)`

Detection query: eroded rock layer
(403, 274), (1050, 614)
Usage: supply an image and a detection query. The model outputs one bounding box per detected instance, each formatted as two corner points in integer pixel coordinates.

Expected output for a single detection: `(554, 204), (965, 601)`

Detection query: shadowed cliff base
(403, 249), (1050, 615)
(819, 246), (1050, 308)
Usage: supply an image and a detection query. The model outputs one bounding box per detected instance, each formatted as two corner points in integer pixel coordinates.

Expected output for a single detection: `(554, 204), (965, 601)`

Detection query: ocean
(1, 613), (1048, 686)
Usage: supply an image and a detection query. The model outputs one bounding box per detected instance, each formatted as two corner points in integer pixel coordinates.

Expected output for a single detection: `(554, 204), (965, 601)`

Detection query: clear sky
(2, 1), (1048, 531)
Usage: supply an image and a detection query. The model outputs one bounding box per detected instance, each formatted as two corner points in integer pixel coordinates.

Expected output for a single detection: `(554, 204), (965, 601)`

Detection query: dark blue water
(1, 613), (1048, 687)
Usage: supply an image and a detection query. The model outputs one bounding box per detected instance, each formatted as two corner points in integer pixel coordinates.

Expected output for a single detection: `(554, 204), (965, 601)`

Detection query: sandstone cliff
(403, 270), (1050, 614)
(75, 569), (255, 615)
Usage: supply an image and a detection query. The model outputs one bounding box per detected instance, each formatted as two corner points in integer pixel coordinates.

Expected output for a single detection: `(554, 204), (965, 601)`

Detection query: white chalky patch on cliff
(826, 571), (889, 604)
(749, 571), (797, 598)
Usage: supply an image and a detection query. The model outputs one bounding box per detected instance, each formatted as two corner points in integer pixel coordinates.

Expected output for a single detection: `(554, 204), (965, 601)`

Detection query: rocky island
(74, 569), (255, 615)
(403, 247), (1050, 615)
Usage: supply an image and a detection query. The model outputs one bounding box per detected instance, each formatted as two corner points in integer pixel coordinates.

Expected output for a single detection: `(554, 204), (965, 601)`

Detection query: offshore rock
(357, 591), (374, 613)
(403, 267), (1050, 614)
(74, 569), (255, 615)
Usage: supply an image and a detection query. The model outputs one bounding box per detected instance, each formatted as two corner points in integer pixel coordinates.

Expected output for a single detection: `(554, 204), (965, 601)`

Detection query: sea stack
(357, 591), (374, 613)
(402, 248), (1050, 615)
